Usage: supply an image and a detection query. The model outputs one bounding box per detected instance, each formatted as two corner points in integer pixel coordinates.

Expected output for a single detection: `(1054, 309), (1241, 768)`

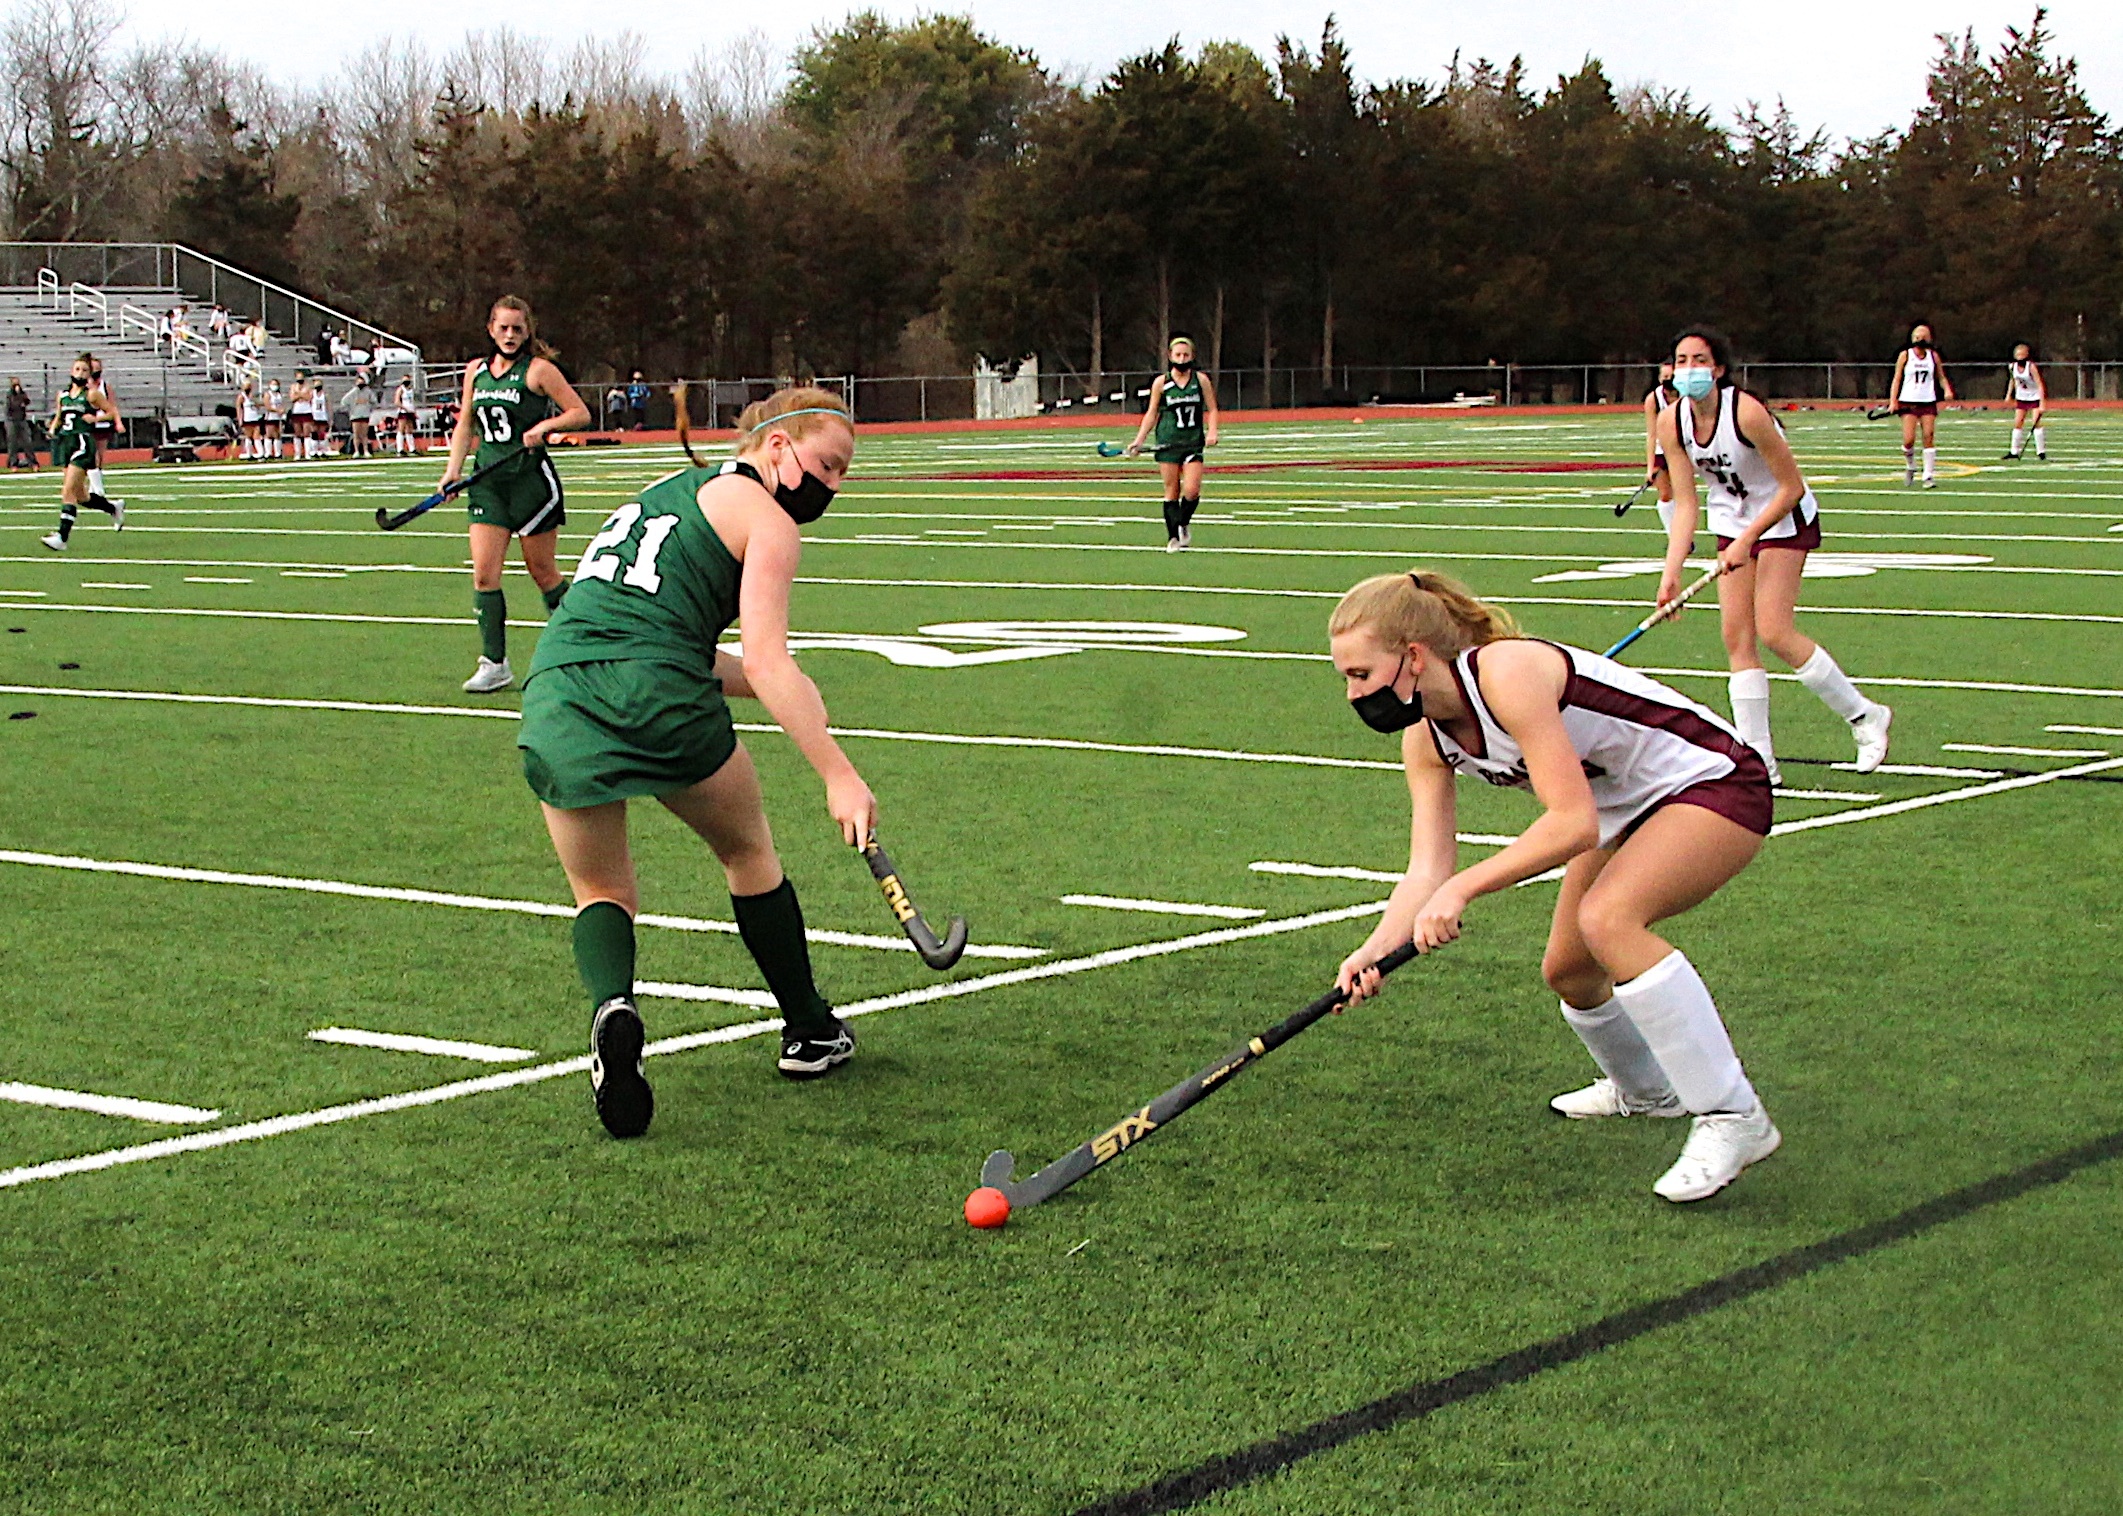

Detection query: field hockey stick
(862, 831), (968, 970)
(976, 940), (1422, 1215)
(1095, 440), (1141, 458)
(1613, 478), (1654, 517)
(374, 452), (521, 530)
(1865, 403), (1896, 421)
(1602, 563), (1724, 660)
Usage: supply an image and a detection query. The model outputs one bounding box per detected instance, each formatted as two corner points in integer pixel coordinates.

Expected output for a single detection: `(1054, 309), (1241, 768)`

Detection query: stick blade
(918, 916), (969, 970)
(373, 506), (393, 529)
(980, 1150), (1016, 1192)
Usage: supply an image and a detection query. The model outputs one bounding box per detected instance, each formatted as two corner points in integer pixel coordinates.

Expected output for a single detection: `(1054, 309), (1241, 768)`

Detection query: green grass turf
(0, 406), (2118, 1512)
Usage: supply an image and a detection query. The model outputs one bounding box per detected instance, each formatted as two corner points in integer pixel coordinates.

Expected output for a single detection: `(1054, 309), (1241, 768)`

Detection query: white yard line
(182, 576), (253, 584)
(1252, 861), (1404, 884)
(1774, 787), (1881, 802)
(0, 898), (1392, 1193)
(0, 849), (1046, 960)
(2047, 724), (2123, 737)
(307, 1027), (536, 1063)
(77, 581), (150, 590)
(1059, 894), (1266, 920)
(0, 1081), (219, 1124)
(1834, 761), (2004, 778)
(1770, 755), (2123, 835)
(1941, 742), (2109, 759)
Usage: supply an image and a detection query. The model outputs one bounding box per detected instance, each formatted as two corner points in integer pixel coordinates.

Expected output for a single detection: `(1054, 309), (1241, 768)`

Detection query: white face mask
(1673, 365), (1717, 401)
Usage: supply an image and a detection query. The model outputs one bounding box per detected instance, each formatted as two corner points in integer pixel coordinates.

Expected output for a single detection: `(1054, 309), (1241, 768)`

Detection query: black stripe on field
(1074, 1125), (2123, 1516)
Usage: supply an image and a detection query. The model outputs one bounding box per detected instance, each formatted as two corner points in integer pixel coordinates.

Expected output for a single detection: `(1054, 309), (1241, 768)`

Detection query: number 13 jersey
(1676, 385), (1820, 543)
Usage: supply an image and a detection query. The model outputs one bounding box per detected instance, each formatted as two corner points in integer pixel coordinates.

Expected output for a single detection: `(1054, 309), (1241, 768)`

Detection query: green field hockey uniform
(1152, 373), (1207, 464)
(51, 390), (96, 471)
(520, 466), (740, 808)
(466, 354), (565, 535)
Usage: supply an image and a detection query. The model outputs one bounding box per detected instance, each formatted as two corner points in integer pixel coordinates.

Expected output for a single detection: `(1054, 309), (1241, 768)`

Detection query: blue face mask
(1673, 366), (1717, 401)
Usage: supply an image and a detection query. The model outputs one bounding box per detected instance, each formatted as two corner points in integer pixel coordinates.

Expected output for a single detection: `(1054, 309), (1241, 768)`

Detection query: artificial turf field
(0, 405), (2119, 1513)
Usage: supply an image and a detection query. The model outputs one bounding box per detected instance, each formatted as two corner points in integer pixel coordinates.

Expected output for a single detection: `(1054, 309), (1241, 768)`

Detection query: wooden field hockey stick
(1602, 563), (1725, 660)
(374, 451), (525, 531)
(862, 831), (968, 970)
(977, 940), (1422, 1213)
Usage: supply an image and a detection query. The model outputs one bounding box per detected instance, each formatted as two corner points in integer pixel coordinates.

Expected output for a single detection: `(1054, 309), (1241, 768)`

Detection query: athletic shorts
(466, 451), (565, 536)
(519, 659), (736, 810)
(1717, 515), (1822, 556)
(1621, 752), (1775, 843)
(53, 432), (94, 471)
(1154, 443), (1205, 466)
(1896, 401), (1938, 418)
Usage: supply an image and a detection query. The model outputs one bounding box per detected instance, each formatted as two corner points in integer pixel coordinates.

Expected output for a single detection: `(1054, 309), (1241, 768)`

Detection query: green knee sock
(475, 587), (508, 662)
(541, 580), (567, 612)
(572, 901), (635, 1009)
(731, 879), (834, 1035)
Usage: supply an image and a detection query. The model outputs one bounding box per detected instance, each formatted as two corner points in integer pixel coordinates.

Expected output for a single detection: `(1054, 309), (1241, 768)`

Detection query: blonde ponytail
(1328, 569), (1519, 655)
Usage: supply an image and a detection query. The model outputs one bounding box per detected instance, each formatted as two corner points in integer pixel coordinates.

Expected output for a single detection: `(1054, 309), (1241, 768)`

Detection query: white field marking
(1059, 894), (1267, 920)
(1942, 742), (2110, 759)
(0, 588), (46, 596)
(0, 555), (451, 574)
(1774, 788), (1881, 802)
(0, 685), (523, 720)
(1832, 761), (2005, 778)
(0, 850), (1046, 960)
(183, 576), (252, 584)
(1637, 666), (2123, 701)
(1252, 861), (1403, 883)
(1771, 755), (2123, 835)
(0, 898), (1392, 1193)
(307, 1027), (536, 1063)
(0, 1081), (219, 1124)
(2047, 724), (2123, 738)
(78, 581), (150, 590)
(281, 569), (348, 579)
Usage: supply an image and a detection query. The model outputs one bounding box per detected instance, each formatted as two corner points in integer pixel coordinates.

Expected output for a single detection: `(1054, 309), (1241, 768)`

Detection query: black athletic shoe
(590, 996), (653, 1138)
(778, 1016), (856, 1080)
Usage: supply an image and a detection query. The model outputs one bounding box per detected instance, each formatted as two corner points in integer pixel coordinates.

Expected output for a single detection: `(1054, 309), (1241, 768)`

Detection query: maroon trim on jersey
(1561, 665), (1760, 775)
(1442, 648), (1488, 758)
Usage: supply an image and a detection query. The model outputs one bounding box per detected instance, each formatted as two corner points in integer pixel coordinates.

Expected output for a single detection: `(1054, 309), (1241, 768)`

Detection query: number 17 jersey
(529, 466), (742, 684)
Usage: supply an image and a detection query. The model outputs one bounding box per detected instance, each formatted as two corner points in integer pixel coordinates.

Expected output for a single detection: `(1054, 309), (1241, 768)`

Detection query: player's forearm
(1454, 808), (1596, 898)
(747, 658), (858, 785)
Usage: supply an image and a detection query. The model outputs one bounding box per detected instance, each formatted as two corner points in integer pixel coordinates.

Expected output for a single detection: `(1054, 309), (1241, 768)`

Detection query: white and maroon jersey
(2011, 361), (2043, 404)
(1676, 385), (1819, 543)
(238, 389), (260, 423)
(1647, 382), (1677, 414)
(1429, 641), (1761, 848)
(1897, 348), (1940, 403)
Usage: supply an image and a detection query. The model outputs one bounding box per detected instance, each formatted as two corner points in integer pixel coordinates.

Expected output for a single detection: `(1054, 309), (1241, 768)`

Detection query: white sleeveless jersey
(1676, 386), (1819, 542)
(1897, 349), (1939, 403)
(2011, 361), (2043, 403)
(1429, 641), (1759, 848)
(238, 390), (260, 423)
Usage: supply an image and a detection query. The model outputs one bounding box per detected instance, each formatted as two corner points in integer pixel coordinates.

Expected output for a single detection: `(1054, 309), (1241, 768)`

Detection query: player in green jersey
(518, 386), (879, 1138)
(440, 294), (591, 692)
(1125, 333), (1221, 550)
(40, 354), (123, 551)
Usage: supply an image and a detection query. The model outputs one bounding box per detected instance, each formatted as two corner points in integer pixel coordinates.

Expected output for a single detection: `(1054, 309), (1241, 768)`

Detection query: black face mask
(1350, 653), (1425, 733)
(723, 456), (837, 525)
(1913, 340), (1930, 351)
(1172, 361), (1194, 375)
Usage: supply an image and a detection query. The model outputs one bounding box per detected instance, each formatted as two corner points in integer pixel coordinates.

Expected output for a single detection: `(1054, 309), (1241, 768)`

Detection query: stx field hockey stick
(1613, 478), (1655, 517)
(862, 831), (968, 970)
(1601, 563), (1725, 660)
(374, 453), (520, 531)
(975, 940), (1423, 1216)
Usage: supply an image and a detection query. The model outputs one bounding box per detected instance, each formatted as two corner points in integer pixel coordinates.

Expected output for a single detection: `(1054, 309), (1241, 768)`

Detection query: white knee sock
(1612, 951), (1755, 1114)
(1559, 996), (1671, 1104)
(1728, 668), (1774, 768)
(88, 466), (104, 495)
(2034, 427), (2046, 455)
(1923, 447), (1937, 481)
(1902, 444), (1914, 467)
(2010, 427), (2024, 456)
(1793, 645), (1872, 724)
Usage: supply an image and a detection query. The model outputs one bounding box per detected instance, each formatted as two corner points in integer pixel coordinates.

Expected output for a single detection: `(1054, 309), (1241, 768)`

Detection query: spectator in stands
(171, 305), (194, 346)
(626, 369), (651, 430)
(314, 327), (333, 367)
(155, 309), (173, 348)
(6, 378), (34, 469)
(603, 384), (627, 429)
(208, 304), (230, 341)
(343, 370), (378, 458)
(246, 317), (269, 354)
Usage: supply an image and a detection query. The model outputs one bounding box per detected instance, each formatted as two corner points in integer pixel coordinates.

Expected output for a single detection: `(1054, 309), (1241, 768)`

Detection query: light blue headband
(749, 405), (850, 432)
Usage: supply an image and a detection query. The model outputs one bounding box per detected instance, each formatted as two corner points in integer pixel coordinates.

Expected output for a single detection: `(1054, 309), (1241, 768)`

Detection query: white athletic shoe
(1549, 1077), (1684, 1120)
(40, 531), (65, 551)
(1165, 537), (1181, 553)
(462, 656), (513, 693)
(1653, 1102), (1781, 1203)
(1851, 703), (1893, 773)
(110, 499), (125, 531)
(1177, 524), (1192, 548)
(1923, 477), (1937, 489)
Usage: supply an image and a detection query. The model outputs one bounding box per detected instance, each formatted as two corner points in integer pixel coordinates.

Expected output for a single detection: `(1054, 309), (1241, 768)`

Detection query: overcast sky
(112, 0), (2123, 146)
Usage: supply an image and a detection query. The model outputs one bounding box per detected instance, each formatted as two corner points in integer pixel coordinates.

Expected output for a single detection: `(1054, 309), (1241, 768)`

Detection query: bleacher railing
(0, 241), (418, 365)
